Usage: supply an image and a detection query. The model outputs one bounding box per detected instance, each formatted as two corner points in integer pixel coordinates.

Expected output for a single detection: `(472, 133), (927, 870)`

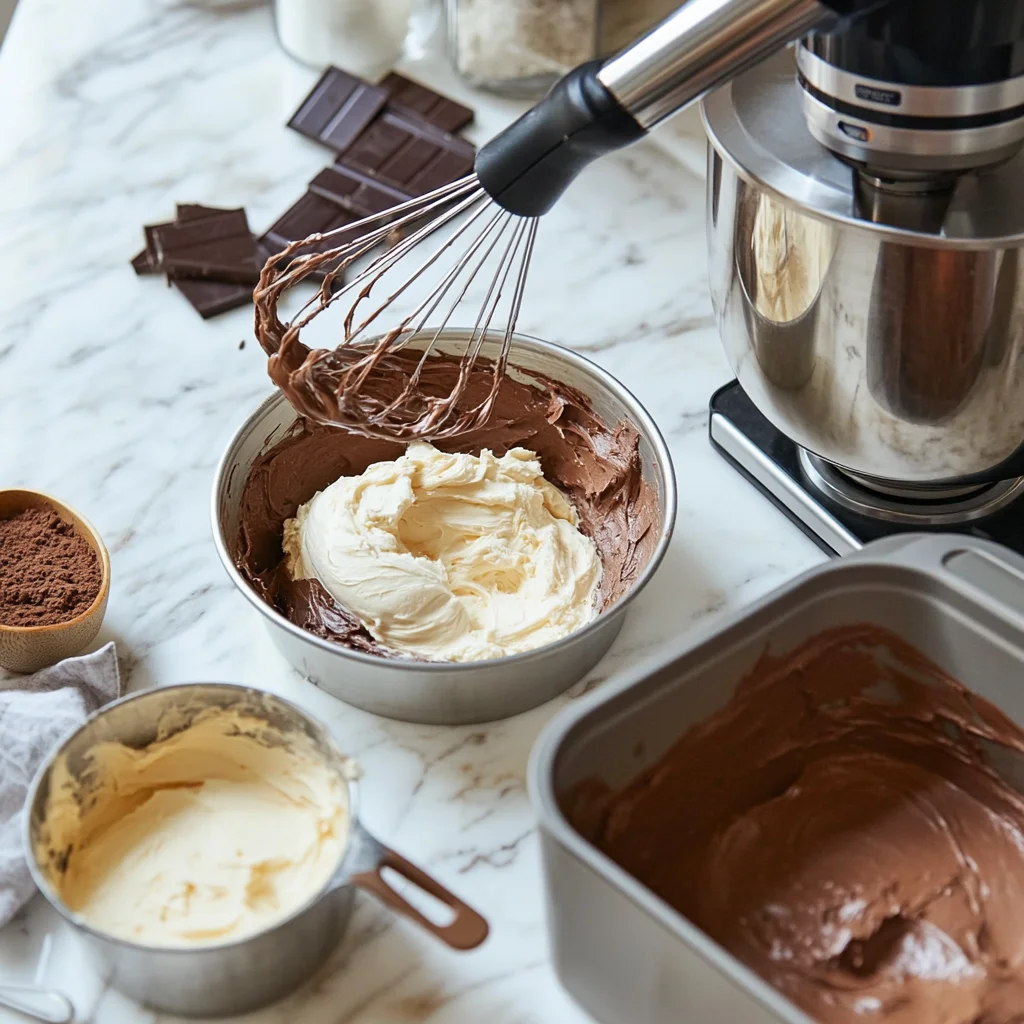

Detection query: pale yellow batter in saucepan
(36, 707), (349, 947)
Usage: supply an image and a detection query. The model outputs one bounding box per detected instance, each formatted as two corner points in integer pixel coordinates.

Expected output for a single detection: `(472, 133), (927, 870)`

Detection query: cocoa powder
(0, 508), (102, 627)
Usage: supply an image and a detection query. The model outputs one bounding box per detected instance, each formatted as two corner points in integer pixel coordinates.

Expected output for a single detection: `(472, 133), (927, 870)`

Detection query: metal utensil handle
(599, 0), (830, 129)
(345, 827), (489, 950)
(0, 987), (75, 1024)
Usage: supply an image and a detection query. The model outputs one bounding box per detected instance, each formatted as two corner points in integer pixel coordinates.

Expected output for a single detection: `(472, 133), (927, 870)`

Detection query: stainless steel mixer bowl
(705, 110), (1024, 486)
(212, 330), (676, 726)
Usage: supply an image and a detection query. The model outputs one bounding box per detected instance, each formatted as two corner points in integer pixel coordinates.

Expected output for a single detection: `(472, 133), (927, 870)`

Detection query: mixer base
(709, 380), (1024, 557)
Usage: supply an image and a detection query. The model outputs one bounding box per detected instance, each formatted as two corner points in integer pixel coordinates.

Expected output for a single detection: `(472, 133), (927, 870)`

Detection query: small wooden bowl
(0, 490), (111, 673)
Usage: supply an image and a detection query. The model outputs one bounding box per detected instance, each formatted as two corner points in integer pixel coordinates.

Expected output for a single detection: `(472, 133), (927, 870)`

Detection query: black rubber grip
(475, 60), (646, 217)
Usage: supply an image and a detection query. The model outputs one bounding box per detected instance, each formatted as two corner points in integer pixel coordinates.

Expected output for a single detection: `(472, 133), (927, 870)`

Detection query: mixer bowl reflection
(734, 190), (829, 391)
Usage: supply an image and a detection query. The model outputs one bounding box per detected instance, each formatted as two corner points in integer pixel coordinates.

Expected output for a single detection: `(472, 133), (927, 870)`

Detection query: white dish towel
(0, 642), (120, 926)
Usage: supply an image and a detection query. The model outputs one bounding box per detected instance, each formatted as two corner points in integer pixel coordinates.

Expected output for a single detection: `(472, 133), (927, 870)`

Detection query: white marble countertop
(0, 1), (823, 1021)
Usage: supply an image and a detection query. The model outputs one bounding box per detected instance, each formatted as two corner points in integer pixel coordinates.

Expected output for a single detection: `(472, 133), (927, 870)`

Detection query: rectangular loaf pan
(529, 533), (1024, 1024)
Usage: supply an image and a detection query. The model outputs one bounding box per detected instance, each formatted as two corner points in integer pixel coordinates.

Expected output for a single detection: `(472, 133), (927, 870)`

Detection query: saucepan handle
(343, 825), (489, 950)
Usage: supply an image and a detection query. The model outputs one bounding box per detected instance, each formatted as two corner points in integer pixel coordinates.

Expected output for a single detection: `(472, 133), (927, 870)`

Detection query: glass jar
(599, 0), (679, 53)
(445, 0), (601, 99)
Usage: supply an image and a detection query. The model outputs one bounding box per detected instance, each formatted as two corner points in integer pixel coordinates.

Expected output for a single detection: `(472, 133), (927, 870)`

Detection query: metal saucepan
(24, 683), (488, 1018)
(211, 330), (676, 726)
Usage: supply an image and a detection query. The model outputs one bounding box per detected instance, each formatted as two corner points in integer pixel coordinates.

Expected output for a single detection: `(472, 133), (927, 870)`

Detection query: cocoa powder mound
(0, 508), (102, 627)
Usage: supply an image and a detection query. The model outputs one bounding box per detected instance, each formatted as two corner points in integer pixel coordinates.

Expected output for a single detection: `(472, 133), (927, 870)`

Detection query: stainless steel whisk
(254, 175), (538, 441)
(253, 0), (838, 441)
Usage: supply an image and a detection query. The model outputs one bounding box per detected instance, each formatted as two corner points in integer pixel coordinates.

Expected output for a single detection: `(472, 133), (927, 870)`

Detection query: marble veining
(0, 0), (823, 1021)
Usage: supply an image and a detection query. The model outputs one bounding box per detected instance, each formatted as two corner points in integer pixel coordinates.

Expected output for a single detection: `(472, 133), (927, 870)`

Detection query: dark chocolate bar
(151, 208), (260, 284)
(287, 66), (389, 153)
(378, 72), (474, 134)
(259, 192), (367, 288)
(339, 112), (476, 196)
(173, 277), (253, 320)
(134, 203), (242, 275)
(309, 164), (412, 218)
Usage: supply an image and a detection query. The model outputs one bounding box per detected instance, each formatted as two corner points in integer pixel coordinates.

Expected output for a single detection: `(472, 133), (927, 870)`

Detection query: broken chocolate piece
(176, 203), (218, 221)
(133, 204), (261, 318)
(309, 164), (412, 218)
(151, 208), (260, 284)
(339, 112), (476, 196)
(287, 66), (389, 153)
(378, 72), (474, 134)
(173, 205), (258, 317)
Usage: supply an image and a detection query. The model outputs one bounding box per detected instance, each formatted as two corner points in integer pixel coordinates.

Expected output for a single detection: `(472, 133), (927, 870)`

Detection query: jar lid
(700, 48), (1024, 248)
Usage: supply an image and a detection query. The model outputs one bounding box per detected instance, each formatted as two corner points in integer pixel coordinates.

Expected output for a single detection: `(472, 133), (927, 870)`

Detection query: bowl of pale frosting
(212, 329), (676, 725)
(25, 682), (488, 1017)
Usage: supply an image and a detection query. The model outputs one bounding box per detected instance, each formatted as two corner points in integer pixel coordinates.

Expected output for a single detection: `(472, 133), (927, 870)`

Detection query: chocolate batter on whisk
(251, 52), (651, 443)
(253, 176), (538, 441)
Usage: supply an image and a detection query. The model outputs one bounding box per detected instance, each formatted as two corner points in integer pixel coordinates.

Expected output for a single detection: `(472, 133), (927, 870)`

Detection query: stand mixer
(692, 0), (1024, 554)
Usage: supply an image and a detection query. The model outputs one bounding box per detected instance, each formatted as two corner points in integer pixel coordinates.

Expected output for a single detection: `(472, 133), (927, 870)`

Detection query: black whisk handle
(475, 60), (645, 218)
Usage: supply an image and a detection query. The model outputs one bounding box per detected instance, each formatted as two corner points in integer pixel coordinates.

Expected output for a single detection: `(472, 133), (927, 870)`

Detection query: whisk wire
(457, 217), (538, 422)
(346, 193), (501, 347)
(334, 198), (506, 407)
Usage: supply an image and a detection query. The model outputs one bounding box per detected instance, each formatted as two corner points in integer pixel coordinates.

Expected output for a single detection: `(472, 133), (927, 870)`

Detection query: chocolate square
(309, 164), (412, 218)
(150, 208), (260, 284)
(287, 66), (390, 154)
(173, 277), (253, 319)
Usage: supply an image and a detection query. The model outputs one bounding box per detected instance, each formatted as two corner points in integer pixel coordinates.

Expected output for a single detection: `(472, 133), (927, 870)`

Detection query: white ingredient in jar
(275, 0), (414, 78)
(452, 0), (599, 83)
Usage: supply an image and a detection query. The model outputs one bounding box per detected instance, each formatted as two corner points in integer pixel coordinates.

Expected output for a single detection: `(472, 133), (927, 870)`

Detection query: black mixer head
(799, 0), (1024, 178)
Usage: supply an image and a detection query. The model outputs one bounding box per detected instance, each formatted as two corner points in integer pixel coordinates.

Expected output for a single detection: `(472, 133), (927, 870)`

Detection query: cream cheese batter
(38, 707), (348, 947)
(282, 440), (602, 662)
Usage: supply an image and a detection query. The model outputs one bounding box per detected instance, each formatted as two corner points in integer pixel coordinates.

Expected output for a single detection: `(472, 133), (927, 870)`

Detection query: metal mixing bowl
(25, 683), (488, 1017)
(212, 330), (676, 726)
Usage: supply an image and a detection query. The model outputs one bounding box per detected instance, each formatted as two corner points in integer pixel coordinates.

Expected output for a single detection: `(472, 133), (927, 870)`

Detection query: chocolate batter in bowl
(571, 624), (1024, 1024)
(212, 330), (675, 725)
(530, 533), (1024, 1024)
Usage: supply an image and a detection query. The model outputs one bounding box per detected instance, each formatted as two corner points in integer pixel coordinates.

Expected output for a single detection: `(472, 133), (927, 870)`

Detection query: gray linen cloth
(0, 642), (120, 925)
